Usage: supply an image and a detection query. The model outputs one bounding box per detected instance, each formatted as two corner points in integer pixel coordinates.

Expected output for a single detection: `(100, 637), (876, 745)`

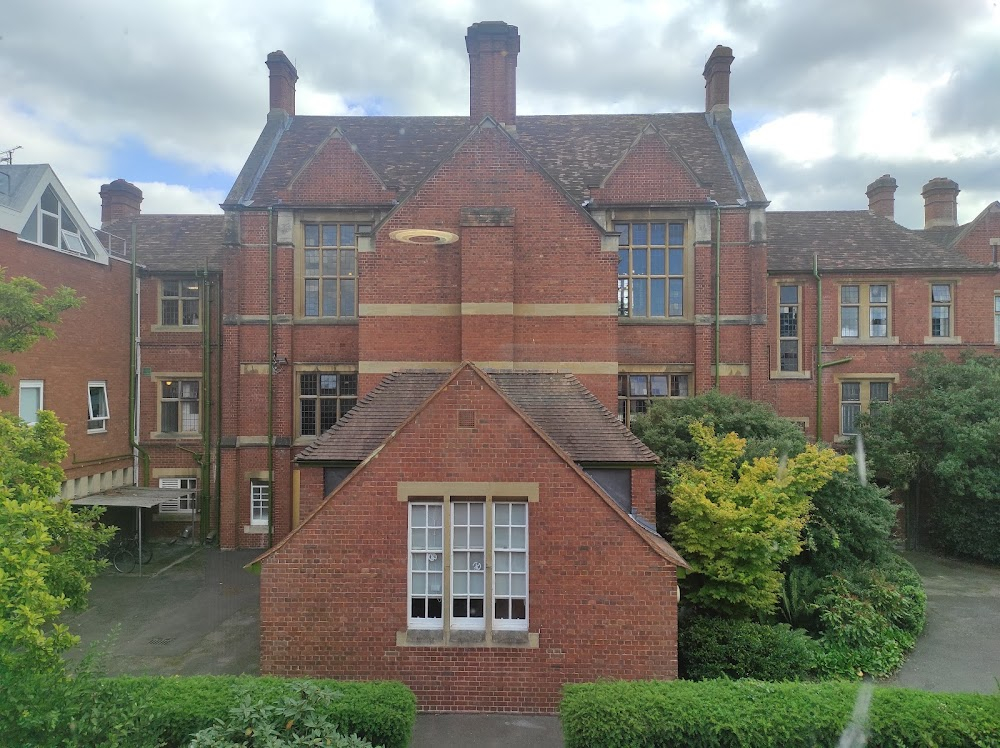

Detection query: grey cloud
(927, 49), (1000, 137)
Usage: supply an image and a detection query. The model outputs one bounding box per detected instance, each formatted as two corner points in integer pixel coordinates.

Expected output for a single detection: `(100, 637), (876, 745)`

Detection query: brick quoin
(260, 368), (676, 713)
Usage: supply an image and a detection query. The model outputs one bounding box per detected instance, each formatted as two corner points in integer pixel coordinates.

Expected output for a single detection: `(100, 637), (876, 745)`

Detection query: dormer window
(20, 186), (96, 258)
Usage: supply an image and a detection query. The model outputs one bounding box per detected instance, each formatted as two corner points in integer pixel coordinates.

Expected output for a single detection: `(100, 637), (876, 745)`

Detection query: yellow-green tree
(671, 421), (850, 617)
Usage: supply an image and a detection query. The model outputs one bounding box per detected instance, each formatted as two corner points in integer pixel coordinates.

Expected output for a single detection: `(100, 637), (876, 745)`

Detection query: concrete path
(411, 715), (563, 748)
(63, 544), (261, 676)
(889, 551), (1000, 693)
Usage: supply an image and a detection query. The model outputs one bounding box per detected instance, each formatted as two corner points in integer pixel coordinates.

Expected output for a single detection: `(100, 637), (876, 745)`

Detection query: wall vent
(458, 410), (475, 428)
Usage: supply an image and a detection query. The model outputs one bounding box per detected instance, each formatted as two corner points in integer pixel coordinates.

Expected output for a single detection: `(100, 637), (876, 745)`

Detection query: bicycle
(100, 533), (153, 574)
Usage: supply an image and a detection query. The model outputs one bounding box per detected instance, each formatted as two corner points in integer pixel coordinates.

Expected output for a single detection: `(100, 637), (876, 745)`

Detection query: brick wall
(262, 368), (677, 712)
(0, 232), (132, 482)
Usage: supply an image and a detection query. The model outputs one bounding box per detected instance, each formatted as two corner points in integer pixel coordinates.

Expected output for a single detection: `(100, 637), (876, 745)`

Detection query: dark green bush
(2, 673), (415, 748)
(560, 680), (1000, 748)
(803, 470), (897, 576)
(931, 491), (1000, 564)
(679, 615), (819, 681)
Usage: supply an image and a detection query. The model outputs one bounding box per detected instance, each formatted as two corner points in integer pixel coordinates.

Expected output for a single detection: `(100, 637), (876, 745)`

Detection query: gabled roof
(225, 113), (757, 209)
(297, 368), (656, 465)
(767, 211), (990, 273)
(102, 215), (225, 272)
(0, 164), (109, 265)
(260, 362), (685, 569)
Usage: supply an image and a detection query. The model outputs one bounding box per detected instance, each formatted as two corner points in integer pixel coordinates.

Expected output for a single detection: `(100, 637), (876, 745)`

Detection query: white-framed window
(250, 481), (270, 526)
(19, 185), (96, 258)
(160, 379), (200, 434)
(407, 497), (529, 633)
(87, 381), (109, 433)
(19, 380), (43, 424)
(617, 372), (689, 426)
(930, 284), (953, 337)
(158, 477), (198, 513)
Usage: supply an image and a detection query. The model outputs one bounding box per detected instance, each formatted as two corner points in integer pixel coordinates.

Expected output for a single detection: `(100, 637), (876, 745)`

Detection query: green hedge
(679, 616), (819, 681)
(561, 680), (1000, 748)
(8, 674), (415, 748)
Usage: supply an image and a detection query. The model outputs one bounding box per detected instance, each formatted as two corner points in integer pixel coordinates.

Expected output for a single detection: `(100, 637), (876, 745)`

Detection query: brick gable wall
(263, 368), (676, 712)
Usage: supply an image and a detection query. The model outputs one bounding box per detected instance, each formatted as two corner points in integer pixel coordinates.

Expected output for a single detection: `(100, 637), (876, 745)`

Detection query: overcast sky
(3, 0), (998, 229)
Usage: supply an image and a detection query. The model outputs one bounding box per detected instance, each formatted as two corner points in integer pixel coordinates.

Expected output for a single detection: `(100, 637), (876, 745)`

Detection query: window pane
(629, 375), (648, 397)
(20, 386), (41, 423)
(650, 279), (665, 316)
(301, 399), (316, 436)
(668, 248), (683, 276)
(780, 340), (799, 372)
(841, 307), (859, 337)
(322, 281), (338, 316)
(41, 186), (59, 213)
(650, 248), (665, 275)
(668, 278), (683, 317)
(341, 249), (356, 277)
(632, 248), (647, 274)
(162, 381), (179, 398)
(21, 207), (38, 242)
(322, 249), (338, 275)
(320, 399), (337, 431)
(841, 286), (859, 304)
(304, 249), (319, 274)
(932, 306), (951, 336)
(162, 402), (179, 433)
(304, 225), (320, 246)
(322, 225), (338, 246)
(779, 286), (798, 304)
(42, 214), (58, 246)
(181, 381), (199, 399)
(162, 300), (179, 325)
(340, 224), (355, 246)
(632, 223), (647, 246)
(319, 374), (338, 395)
(870, 285), (888, 303)
(339, 279), (356, 317)
(870, 306), (887, 337)
(650, 223), (665, 246)
(668, 223), (684, 246)
(300, 373), (317, 396)
(304, 280), (319, 316)
(780, 305), (798, 337)
(650, 375), (668, 397)
(618, 249), (628, 275)
(632, 278), (647, 317)
(870, 382), (890, 402)
(340, 374), (358, 396)
(842, 403), (861, 435)
(672, 375), (689, 397)
(162, 280), (180, 297)
(182, 299), (200, 326)
(614, 223), (628, 246)
(89, 386), (108, 418)
(842, 382), (861, 401)
(932, 284), (951, 303)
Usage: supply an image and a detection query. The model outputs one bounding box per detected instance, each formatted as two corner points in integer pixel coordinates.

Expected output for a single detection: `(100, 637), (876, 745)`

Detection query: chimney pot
(921, 177), (960, 229)
(466, 21), (520, 126)
(704, 45), (735, 113)
(99, 179), (143, 226)
(266, 50), (298, 116)
(866, 174), (897, 220)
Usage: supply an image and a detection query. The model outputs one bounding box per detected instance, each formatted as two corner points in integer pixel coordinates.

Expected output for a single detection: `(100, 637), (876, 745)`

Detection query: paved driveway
(890, 551), (1000, 693)
(63, 544), (261, 676)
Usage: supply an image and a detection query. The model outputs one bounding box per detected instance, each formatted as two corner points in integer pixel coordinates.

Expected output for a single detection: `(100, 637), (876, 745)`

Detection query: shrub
(679, 615), (819, 681)
(3, 673), (415, 748)
(814, 556), (926, 679)
(931, 491), (1000, 564)
(560, 680), (1000, 748)
(187, 682), (374, 747)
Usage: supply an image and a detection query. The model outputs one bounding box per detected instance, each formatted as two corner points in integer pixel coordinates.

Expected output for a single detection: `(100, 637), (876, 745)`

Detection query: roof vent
(458, 410), (476, 428)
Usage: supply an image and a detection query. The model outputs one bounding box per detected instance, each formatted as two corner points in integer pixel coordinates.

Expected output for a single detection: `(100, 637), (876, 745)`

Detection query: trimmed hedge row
(679, 616), (819, 681)
(561, 680), (1000, 748)
(12, 675), (415, 748)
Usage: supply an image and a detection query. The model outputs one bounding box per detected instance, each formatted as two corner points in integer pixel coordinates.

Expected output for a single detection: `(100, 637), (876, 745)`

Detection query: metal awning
(72, 487), (192, 577)
(71, 486), (189, 508)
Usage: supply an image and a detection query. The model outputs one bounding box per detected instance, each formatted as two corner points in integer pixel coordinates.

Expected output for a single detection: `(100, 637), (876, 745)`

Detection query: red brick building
(85, 21), (998, 711)
(0, 165), (134, 499)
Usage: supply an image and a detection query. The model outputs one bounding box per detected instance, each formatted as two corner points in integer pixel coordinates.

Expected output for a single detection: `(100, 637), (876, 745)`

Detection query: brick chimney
(266, 50), (298, 115)
(99, 179), (142, 226)
(922, 177), (960, 229)
(466, 21), (520, 127)
(866, 174), (897, 220)
(704, 45), (735, 113)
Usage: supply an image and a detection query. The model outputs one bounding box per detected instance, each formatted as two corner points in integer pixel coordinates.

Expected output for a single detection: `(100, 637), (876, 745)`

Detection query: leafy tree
(670, 421), (849, 617)
(630, 391), (807, 531)
(860, 352), (1000, 561)
(0, 268), (80, 396)
(0, 411), (113, 674)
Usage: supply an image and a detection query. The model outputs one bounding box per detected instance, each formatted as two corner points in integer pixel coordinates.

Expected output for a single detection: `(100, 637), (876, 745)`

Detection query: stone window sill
(244, 524), (268, 534)
(618, 317), (692, 326)
(831, 336), (900, 346)
(923, 336), (963, 345)
(149, 432), (202, 441)
(150, 325), (203, 334)
(396, 629), (538, 648)
(770, 370), (811, 380)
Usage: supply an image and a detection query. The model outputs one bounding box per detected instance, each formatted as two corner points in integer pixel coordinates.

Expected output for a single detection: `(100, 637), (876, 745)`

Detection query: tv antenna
(1, 146), (23, 164)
